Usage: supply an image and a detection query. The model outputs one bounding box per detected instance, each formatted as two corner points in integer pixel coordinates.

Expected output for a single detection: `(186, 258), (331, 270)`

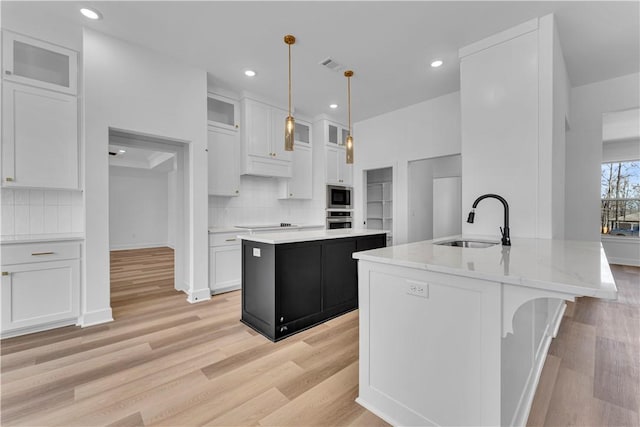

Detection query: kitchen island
(353, 235), (617, 427)
(240, 229), (387, 341)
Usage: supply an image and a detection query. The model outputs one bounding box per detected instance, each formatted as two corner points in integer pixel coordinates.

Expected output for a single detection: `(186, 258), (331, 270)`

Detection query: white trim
(109, 242), (170, 251)
(459, 18), (538, 58)
(601, 235), (640, 243)
(355, 397), (405, 427)
(607, 256), (640, 267)
(186, 287), (211, 303)
(79, 307), (113, 327)
(1, 318), (77, 339)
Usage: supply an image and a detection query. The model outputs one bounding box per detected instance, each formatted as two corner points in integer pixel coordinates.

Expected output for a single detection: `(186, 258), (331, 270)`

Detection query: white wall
(408, 155), (461, 242)
(167, 169), (177, 248)
(109, 166), (169, 250)
(354, 92), (461, 244)
(565, 73), (640, 241)
(459, 16), (569, 241)
(460, 25), (539, 239)
(83, 29), (209, 325)
(208, 175), (324, 227)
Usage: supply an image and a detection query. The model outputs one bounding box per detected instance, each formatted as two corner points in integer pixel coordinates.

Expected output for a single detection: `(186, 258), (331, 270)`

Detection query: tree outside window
(601, 160), (640, 237)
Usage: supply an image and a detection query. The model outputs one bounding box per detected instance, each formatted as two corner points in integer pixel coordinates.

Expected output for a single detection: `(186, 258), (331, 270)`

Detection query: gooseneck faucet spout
(466, 194), (511, 246)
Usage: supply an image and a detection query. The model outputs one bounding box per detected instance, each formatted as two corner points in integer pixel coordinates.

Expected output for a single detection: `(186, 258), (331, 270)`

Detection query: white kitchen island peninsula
(353, 236), (617, 427)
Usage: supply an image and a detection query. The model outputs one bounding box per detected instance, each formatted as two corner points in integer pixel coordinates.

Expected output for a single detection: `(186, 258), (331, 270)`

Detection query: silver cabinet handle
(31, 252), (55, 256)
(2, 272), (9, 276)
(225, 238), (237, 242)
(5, 177), (14, 182)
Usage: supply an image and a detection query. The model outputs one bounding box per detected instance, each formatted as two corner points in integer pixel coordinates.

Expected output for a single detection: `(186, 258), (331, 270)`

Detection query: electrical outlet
(407, 281), (428, 298)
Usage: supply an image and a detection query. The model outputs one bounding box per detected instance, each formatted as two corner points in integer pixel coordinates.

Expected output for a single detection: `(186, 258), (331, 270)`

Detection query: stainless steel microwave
(327, 185), (352, 209)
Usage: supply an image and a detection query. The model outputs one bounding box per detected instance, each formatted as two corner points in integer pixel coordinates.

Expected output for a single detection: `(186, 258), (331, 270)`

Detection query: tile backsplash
(209, 176), (324, 227)
(1, 188), (83, 236)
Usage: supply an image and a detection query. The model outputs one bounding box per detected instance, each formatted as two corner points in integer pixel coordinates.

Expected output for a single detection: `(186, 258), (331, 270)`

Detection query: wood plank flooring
(527, 264), (640, 426)
(1, 247), (638, 426)
(1, 247), (390, 426)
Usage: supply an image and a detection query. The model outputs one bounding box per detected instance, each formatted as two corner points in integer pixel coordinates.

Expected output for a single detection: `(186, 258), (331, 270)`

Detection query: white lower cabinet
(1, 241), (80, 337)
(208, 232), (244, 295)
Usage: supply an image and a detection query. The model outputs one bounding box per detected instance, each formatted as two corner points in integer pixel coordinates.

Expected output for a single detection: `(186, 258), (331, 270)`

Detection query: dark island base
(241, 234), (386, 342)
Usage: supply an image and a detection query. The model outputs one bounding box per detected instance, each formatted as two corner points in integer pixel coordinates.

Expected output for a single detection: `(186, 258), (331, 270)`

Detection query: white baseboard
(1, 318), (78, 339)
(186, 287), (211, 303)
(79, 307), (113, 327)
(109, 242), (170, 251)
(607, 256), (640, 267)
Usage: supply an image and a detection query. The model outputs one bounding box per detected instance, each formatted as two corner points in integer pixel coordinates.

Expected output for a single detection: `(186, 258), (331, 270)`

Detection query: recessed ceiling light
(118, 149), (126, 153)
(244, 70), (256, 77)
(329, 104), (338, 109)
(80, 7), (102, 20)
(430, 59), (443, 68)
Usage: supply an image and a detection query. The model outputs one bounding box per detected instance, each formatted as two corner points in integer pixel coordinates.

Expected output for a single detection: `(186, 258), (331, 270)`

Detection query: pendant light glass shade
(284, 35), (296, 151)
(285, 115), (295, 151)
(344, 70), (354, 164)
(346, 135), (354, 164)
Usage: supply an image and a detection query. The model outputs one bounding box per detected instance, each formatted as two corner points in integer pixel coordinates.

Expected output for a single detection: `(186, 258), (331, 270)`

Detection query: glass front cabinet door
(2, 31), (78, 95)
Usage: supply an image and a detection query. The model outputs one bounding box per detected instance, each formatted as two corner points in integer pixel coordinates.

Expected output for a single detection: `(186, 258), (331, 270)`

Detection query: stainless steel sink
(435, 239), (499, 248)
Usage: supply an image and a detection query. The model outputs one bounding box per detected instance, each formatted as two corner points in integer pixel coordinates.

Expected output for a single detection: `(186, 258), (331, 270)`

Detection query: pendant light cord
(288, 43), (292, 116)
(347, 75), (352, 134)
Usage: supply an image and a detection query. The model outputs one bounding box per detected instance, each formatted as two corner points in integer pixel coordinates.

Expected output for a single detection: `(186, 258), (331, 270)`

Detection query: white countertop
(0, 232), (85, 244)
(353, 235), (617, 299)
(209, 224), (325, 234)
(240, 229), (387, 244)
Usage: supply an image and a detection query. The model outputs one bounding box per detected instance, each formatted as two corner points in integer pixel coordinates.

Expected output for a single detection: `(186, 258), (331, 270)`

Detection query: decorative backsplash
(1, 188), (83, 235)
(208, 175), (324, 227)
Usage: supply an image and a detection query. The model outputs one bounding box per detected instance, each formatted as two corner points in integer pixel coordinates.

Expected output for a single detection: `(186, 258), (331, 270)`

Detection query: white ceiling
(2, 1), (638, 122)
(109, 144), (176, 172)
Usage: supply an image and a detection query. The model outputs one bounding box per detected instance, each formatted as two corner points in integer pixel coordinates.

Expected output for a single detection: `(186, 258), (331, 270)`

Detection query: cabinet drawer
(209, 232), (244, 247)
(1, 241), (80, 265)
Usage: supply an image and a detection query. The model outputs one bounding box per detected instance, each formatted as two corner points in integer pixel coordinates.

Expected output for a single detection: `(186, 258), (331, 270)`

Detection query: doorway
(364, 167), (394, 246)
(407, 154), (461, 242)
(107, 129), (188, 317)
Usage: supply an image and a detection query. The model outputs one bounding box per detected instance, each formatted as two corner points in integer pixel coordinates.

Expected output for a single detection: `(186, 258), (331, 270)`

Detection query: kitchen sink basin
(435, 239), (499, 248)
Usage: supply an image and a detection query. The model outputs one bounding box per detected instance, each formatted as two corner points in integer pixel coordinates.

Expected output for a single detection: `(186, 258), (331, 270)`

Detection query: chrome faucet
(467, 194), (511, 246)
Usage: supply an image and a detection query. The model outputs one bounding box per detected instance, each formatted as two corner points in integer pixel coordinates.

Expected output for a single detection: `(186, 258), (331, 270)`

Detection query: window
(601, 160), (640, 237)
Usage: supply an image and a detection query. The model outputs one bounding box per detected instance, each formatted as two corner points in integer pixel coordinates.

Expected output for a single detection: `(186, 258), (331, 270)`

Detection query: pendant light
(345, 70), (354, 164)
(284, 34), (296, 151)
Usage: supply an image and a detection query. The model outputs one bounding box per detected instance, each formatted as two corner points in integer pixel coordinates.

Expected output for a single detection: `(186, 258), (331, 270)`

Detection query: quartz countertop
(239, 229), (387, 244)
(352, 235), (617, 299)
(209, 224), (325, 234)
(0, 232), (85, 245)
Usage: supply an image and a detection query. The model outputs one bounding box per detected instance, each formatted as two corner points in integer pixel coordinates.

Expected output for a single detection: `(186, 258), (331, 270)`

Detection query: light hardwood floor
(1, 247), (389, 426)
(1, 247), (638, 426)
(527, 264), (640, 426)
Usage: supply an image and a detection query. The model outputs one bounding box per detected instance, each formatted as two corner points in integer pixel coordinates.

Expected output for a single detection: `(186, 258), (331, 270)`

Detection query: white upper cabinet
(207, 93), (239, 131)
(279, 119), (313, 199)
(270, 107), (293, 161)
(207, 126), (240, 196)
(241, 98), (292, 178)
(2, 31), (77, 95)
(314, 118), (352, 186)
(295, 122), (311, 146)
(2, 82), (79, 189)
(326, 145), (352, 186)
(325, 121), (349, 147)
